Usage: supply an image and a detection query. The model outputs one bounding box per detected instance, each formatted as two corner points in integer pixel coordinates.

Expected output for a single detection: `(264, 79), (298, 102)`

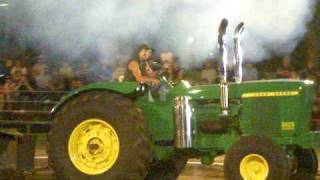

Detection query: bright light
(0, 3), (8, 7)
(189, 89), (201, 94)
(181, 80), (191, 88)
(187, 36), (194, 44)
(304, 80), (314, 85)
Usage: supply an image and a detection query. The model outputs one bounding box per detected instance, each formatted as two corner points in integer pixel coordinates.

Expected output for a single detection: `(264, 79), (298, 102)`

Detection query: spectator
(291, 71), (300, 80)
(34, 67), (53, 91)
(276, 56), (294, 78)
(243, 63), (259, 81)
(172, 60), (184, 84)
(10, 60), (28, 82)
(31, 54), (48, 78)
(75, 62), (91, 84)
(51, 72), (67, 91)
(159, 52), (184, 83)
(3, 73), (35, 112)
(69, 78), (84, 90)
(159, 51), (175, 81)
(200, 60), (217, 84)
(15, 75), (34, 92)
(95, 59), (113, 82)
(4, 76), (17, 111)
(58, 62), (74, 80)
(112, 61), (127, 82)
(58, 62), (74, 89)
(160, 52), (174, 65)
(300, 61), (318, 82)
(14, 75), (35, 104)
(4, 59), (13, 74)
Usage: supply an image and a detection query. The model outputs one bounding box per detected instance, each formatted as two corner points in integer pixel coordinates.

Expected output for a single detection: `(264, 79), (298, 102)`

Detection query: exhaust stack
(233, 22), (245, 83)
(218, 18), (229, 116)
(174, 96), (192, 148)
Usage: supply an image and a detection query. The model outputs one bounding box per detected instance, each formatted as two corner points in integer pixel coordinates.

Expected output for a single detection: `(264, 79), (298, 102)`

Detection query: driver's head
(145, 49), (153, 60)
(138, 44), (154, 61)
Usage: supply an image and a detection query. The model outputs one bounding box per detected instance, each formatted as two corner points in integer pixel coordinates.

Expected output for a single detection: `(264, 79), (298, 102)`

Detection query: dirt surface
(1, 137), (320, 180)
(22, 157), (320, 180)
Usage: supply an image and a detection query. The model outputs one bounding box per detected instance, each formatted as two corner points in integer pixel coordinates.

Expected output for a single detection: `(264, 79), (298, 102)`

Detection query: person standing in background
(243, 63), (259, 81)
(200, 60), (217, 84)
(276, 55), (294, 79)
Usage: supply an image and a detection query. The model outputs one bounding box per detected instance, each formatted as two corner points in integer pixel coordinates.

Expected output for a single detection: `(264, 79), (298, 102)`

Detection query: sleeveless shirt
(125, 55), (148, 81)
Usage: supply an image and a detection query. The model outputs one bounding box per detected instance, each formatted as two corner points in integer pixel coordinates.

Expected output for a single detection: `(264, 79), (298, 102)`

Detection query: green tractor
(48, 19), (319, 180)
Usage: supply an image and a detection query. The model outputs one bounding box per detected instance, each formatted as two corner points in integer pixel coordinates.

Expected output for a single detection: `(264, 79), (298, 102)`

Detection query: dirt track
(2, 137), (320, 180)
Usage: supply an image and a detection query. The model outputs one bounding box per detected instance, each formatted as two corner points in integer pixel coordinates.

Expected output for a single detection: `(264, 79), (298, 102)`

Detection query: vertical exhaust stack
(174, 96), (192, 149)
(233, 22), (245, 83)
(218, 18), (229, 116)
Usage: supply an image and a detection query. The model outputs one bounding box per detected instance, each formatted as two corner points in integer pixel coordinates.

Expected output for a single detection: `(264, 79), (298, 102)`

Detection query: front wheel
(224, 136), (290, 180)
(48, 91), (152, 180)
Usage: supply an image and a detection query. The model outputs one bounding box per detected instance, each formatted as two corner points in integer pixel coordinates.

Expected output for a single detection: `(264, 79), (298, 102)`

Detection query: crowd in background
(0, 49), (318, 93)
(0, 47), (318, 116)
(0, 48), (319, 91)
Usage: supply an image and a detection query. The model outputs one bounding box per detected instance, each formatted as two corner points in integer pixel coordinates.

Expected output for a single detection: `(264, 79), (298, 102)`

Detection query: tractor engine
(173, 19), (245, 149)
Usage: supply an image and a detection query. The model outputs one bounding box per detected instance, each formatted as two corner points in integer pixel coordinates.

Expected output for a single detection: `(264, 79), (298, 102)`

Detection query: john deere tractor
(48, 19), (320, 180)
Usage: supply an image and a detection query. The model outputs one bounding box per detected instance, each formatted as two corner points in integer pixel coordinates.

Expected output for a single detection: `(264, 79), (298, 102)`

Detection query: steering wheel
(160, 76), (174, 88)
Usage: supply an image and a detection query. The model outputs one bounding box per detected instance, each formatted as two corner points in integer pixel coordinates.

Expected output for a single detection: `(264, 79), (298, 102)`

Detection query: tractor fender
(50, 81), (139, 116)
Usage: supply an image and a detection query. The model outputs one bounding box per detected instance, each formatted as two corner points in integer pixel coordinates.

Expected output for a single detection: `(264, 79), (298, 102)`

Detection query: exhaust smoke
(5, 0), (317, 65)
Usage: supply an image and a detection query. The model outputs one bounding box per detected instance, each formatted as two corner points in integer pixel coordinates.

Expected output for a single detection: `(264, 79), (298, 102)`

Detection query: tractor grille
(247, 98), (281, 136)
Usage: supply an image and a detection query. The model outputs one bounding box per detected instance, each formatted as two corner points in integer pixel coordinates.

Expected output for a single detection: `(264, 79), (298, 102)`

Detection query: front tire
(48, 91), (152, 180)
(224, 136), (290, 180)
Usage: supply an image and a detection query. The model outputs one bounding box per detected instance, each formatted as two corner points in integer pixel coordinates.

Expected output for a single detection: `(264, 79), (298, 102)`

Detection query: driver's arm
(128, 61), (160, 84)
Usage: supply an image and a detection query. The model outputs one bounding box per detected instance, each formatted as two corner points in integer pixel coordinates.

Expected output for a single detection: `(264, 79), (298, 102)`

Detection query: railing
(0, 90), (67, 134)
(0, 90), (67, 123)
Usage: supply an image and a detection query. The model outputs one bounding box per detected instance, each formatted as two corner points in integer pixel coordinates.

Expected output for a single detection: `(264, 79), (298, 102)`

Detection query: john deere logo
(281, 122), (295, 130)
(241, 91), (299, 98)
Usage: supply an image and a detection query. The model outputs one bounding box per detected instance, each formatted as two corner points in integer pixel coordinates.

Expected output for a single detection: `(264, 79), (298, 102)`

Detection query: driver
(127, 44), (160, 85)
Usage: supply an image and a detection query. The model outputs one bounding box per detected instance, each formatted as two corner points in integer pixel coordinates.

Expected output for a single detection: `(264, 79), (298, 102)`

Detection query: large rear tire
(48, 91), (152, 180)
(291, 147), (318, 180)
(224, 136), (290, 180)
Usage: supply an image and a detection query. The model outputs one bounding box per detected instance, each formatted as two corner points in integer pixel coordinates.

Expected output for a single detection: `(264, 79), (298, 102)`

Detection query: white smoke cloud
(7, 0), (317, 65)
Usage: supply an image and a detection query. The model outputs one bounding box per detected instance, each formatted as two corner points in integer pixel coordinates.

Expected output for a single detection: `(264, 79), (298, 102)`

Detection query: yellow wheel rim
(240, 154), (269, 180)
(68, 119), (120, 175)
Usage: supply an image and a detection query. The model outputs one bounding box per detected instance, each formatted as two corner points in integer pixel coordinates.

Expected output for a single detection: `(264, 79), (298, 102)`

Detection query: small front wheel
(224, 136), (290, 180)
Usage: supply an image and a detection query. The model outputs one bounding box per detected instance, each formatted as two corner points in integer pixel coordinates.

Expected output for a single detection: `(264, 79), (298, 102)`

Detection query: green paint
(51, 81), (138, 114)
(54, 79), (319, 161)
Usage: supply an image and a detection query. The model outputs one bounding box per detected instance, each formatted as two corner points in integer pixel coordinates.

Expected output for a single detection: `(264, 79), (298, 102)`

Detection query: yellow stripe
(241, 91), (299, 98)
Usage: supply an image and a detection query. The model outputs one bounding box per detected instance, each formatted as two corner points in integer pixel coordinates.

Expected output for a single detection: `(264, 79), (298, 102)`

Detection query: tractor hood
(176, 79), (315, 100)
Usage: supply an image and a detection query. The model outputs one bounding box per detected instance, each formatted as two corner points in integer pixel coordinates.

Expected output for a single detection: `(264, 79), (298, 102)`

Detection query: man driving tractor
(127, 44), (160, 85)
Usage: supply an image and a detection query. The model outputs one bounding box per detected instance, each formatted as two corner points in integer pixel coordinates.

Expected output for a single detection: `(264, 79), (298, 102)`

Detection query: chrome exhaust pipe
(233, 22), (245, 83)
(218, 18), (229, 116)
(174, 96), (192, 148)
